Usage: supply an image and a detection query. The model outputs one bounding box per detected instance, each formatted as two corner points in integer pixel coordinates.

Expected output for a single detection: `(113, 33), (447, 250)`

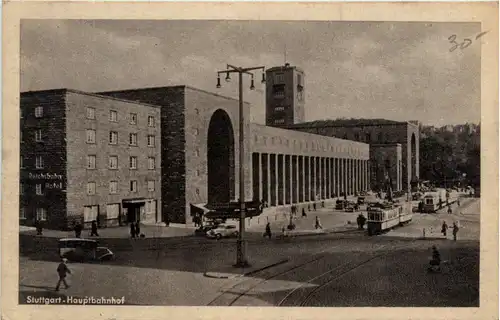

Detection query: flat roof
(286, 118), (410, 129)
(21, 88), (161, 109)
(98, 85), (250, 105)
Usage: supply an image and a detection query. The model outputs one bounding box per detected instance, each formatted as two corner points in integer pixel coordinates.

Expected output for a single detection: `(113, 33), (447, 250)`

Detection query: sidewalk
(19, 223), (195, 239)
(246, 205), (361, 237)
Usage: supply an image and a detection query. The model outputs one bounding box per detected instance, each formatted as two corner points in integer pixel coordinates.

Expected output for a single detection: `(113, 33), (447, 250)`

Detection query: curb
(204, 258), (290, 279)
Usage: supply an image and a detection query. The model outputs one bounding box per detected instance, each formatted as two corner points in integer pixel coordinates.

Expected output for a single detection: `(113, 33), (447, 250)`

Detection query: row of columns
(252, 153), (370, 207)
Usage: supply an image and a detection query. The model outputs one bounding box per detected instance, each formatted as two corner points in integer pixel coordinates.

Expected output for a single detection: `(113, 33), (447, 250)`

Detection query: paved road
(19, 199), (480, 307)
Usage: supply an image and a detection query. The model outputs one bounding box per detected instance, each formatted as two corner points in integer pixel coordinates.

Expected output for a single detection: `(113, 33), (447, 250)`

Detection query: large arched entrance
(411, 133), (417, 181)
(207, 109), (235, 204)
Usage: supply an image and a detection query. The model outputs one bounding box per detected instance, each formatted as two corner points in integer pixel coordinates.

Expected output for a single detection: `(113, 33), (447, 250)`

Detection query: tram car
(421, 192), (443, 213)
(367, 203), (412, 236)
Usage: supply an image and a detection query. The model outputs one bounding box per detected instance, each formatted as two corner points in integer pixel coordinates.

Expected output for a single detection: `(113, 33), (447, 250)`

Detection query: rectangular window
(147, 135), (155, 147)
(87, 155), (96, 169)
(20, 207), (26, 220)
(130, 180), (137, 193)
(148, 116), (155, 127)
(148, 157), (155, 170)
(275, 73), (284, 83)
(274, 119), (285, 124)
(35, 129), (42, 142)
(86, 129), (96, 144)
(109, 110), (118, 122)
(274, 106), (285, 112)
(147, 180), (155, 192)
(108, 156), (118, 169)
(130, 113), (137, 125)
(20, 156), (24, 168)
(86, 107), (96, 120)
(35, 156), (44, 169)
(20, 183), (24, 195)
(109, 181), (118, 194)
(36, 208), (47, 221)
(297, 74), (302, 86)
(106, 204), (120, 219)
(83, 205), (98, 222)
(35, 106), (43, 118)
(129, 133), (137, 146)
(87, 182), (96, 195)
(36, 183), (43, 195)
(109, 131), (118, 144)
(129, 156), (137, 169)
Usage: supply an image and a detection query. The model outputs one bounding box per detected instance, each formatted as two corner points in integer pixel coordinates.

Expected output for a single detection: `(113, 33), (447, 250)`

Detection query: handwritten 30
(448, 31), (488, 52)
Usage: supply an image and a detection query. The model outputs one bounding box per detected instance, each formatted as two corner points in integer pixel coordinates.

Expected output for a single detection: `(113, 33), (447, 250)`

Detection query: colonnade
(252, 153), (370, 207)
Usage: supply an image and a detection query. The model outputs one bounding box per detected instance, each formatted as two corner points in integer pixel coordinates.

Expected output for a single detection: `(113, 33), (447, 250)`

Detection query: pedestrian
(441, 221), (448, 237)
(135, 221), (141, 237)
(313, 203), (317, 211)
(315, 216), (323, 230)
(130, 222), (136, 238)
(457, 198), (461, 206)
(263, 222), (272, 239)
(90, 220), (99, 237)
(447, 206), (452, 215)
(35, 219), (43, 236)
(356, 214), (366, 230)
(307, 204), (311, 211)
(74, 222), (82, 238)
(452, 222), (459, 241)
(302, 207), (307, 217)
(55, 258), (71, 291)
(321, 201), (325, 208)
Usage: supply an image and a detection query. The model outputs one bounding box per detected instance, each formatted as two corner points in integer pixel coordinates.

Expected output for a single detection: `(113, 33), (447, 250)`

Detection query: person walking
(315, 216), (323, 230)
(35, 219), (43, 236)
(441, 221), (448, 237)
(74, 222), (82, 238)
(135, 221), (141, 238)
(90, 220), (99, 237)
(263, 222), (272, 239)
(302, 207), (307, 217)
(55, 258), (71, 291)
(447, 205), (452, 215)
(130, 222), (136, 239)
(452, 222), (459, 241)
(313, 203), (317, 211)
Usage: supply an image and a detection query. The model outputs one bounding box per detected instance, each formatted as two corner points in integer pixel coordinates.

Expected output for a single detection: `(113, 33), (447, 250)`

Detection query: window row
(87, 180), (156, 195)
(20, 106), (44, 118)
(20, 156), (45, 169)
(87, 155), (156, 170)
(20, 180), (156, 196)
(19, 207), (46, 220)
(86, 130), (156, 147)
(86, 108), (156, 127)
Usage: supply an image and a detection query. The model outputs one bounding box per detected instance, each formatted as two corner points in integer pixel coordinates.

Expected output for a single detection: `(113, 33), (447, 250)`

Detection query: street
(19, 198), (480, 307)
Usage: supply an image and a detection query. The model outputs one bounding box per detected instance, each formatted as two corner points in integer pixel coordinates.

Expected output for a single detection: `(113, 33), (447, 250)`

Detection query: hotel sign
(27, 172), (65, 190)
(28, 173), (63, 180)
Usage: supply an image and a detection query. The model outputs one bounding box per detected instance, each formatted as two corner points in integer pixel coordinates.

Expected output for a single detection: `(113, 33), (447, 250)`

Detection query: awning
(122, 198), (147, 204)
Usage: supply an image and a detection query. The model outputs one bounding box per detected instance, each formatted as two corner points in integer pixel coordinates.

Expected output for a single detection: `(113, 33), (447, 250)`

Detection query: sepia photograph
(2, 2), (498, 320)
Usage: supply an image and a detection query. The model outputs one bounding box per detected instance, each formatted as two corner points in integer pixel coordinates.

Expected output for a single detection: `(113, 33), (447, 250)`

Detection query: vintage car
(206, 224), (239, 240)
(58, 238), (113, 262)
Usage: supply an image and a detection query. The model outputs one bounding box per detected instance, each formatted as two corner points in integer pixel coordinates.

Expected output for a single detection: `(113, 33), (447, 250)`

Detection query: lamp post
(216, 64), (266, 268)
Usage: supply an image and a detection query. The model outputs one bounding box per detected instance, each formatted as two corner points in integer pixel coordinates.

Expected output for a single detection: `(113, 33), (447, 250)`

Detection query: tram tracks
(277, 240), (420, 307)
(206, 240), (403, 306)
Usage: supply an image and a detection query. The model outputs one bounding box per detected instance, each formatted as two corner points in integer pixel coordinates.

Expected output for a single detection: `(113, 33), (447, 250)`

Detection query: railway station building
(19, 63), (418, 229)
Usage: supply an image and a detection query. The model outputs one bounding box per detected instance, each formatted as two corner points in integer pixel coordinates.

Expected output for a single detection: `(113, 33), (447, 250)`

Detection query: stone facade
(20, 89), (162, 230)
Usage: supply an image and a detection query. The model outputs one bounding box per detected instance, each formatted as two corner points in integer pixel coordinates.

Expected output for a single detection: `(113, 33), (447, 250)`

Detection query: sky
(20, 20), (481, 127)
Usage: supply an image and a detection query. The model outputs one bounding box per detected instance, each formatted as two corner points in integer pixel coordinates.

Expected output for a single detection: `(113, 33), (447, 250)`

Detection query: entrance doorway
(122, 199), (145, 223)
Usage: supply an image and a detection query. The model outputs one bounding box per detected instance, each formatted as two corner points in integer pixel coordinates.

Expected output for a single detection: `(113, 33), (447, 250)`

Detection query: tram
(367, 202), (412, 236)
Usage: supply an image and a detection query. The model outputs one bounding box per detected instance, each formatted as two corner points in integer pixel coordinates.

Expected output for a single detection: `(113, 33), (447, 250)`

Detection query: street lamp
(216, 64), (266, 268)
